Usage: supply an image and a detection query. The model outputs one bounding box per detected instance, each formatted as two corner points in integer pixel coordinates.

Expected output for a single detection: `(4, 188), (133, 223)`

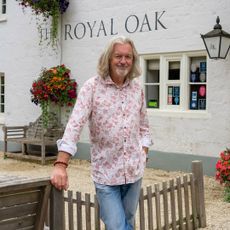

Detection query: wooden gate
(49, 161), (206, 230)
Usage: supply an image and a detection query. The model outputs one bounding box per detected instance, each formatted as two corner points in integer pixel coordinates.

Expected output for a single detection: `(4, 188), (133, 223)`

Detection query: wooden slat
(169, 179), (177, 229)
(0, 214), (36, 230)
(183, 175), (191, 230)
(190, 173), (198, 228)
(0, 202), (38, 221)
(154, 183), (162, 230)
(4, 152), (57, 163)
(0, 190), (40, 207)
(76, 191), (83, 230)
(0, 175), (27, 185)
(146, 186), (154, 230)
(191, 161), (206, 228)
(176, 176), (184, 230)
(139, 188), (145, 230)
(162, 181), (169, 229)
(35, 183), (51, 230)
(67, 190), (74, 230)
(50, 187), (65, 230)
(94, 194), (101, 230)
(85, 193), (91, 230)
(0, 178), (50, 191)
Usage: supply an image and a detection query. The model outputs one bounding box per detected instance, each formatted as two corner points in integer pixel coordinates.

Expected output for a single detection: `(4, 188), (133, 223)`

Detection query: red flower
(216, 148), (230, 186)
(30, 65), (77, 107)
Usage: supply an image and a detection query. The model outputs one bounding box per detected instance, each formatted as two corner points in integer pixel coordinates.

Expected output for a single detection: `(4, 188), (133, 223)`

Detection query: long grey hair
(97, 36), (142, 80)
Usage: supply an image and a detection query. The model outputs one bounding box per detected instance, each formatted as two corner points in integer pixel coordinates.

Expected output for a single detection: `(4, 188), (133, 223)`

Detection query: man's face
(110, 43), (133, 80)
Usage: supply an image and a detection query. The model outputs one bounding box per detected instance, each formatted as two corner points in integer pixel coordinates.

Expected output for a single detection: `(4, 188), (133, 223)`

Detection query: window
(0, 0), (6, 21)
(189, 56), (207, 110)
(145, 59), (160, 108)
(2, 0), (6, 14)
(142, 52), (207, 112)
(0, 73), (4, 113)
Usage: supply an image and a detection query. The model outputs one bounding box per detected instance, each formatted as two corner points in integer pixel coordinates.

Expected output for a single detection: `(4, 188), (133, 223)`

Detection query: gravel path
(0, 152), (229, 230)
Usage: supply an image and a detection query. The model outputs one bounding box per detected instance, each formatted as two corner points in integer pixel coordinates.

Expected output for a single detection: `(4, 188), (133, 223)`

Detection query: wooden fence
(48, 161), (206, 230)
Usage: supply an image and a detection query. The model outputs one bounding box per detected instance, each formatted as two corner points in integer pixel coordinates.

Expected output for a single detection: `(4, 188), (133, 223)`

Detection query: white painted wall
(1, 0), (230, 157)
(0, 1), (61, 131)
(61, 0), (230, 157)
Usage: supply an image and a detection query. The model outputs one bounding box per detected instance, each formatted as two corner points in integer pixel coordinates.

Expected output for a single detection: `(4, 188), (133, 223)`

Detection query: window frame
(0, 0), (7, 22)
(141, 51), (209, 118)
(0, 72), (5, 123)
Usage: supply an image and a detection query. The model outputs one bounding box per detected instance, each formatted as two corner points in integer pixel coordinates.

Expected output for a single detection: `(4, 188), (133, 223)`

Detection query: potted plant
(215, 148), (230, 202)
(16, 0), (69, 47)
(30, 64), (77, 127)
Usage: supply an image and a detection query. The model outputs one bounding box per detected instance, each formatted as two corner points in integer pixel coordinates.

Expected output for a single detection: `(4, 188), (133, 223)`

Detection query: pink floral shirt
(57, 76), (153, 185)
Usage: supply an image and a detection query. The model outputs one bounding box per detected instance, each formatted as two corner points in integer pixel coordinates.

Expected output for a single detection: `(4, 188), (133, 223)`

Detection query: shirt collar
(102, 75), (131, 88)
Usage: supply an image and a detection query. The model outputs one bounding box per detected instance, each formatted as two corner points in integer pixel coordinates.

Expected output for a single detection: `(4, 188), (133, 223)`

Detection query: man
(51, 36), (153, 230)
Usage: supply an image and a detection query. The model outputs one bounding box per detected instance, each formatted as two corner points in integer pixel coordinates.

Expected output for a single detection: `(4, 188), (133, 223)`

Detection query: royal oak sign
(40, 11), (167, 41)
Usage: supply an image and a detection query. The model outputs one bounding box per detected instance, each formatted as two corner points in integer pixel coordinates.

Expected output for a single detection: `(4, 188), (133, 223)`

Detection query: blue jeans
(94, 178), (142, 230)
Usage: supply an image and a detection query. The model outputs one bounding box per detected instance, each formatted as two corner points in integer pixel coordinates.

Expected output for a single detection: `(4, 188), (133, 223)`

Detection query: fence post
(49, 186), (65, 230)
(191, 160), (207, 228)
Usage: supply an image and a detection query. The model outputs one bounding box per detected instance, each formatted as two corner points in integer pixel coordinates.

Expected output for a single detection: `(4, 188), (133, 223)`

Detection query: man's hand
(50, 151), (71, 190)
(51, 164), (69, 190)
(142, 146), (149, 155)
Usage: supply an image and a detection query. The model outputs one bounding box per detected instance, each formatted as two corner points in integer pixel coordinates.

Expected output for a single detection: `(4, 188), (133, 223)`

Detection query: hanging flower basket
(16, 0), (69, 47)
(30, 64), (77, 127)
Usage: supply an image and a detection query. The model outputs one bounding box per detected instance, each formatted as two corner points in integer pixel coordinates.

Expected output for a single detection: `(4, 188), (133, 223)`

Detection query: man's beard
(115, 66), (130, 78)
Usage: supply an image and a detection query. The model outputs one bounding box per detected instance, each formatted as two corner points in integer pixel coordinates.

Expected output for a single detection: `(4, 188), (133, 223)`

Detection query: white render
(0, 0), (230, 158)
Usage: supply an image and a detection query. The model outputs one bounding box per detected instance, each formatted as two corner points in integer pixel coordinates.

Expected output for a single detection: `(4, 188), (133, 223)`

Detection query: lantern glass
(220, 36), (230, 58)
(203, 36), (220, 59)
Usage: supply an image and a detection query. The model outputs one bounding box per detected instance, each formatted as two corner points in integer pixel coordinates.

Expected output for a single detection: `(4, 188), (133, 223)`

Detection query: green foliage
(224, 186), (230, 203)
(16, 0), (69, 47)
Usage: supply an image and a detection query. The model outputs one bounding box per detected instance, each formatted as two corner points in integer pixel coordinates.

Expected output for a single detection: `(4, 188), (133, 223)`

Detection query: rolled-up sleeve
(56, 139), (77, 156)
(139, 89), (153, 148)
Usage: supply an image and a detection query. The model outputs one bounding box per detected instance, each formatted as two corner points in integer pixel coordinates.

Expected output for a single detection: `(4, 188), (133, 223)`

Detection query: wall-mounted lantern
(201, 16), (230, 59)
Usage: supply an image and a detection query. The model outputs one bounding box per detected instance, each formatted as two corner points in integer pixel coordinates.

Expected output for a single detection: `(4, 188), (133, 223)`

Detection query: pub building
(0, 0), (230, 175)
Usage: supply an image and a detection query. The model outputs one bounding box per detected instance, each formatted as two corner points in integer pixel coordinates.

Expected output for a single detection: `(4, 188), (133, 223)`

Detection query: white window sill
(147, 109), (211, 119)
(0, 114), (5, 124)
(0, 16), (7, 22)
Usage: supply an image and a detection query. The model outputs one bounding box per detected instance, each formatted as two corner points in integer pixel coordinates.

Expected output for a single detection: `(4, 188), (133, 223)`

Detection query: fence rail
(49, 161), (206, 230)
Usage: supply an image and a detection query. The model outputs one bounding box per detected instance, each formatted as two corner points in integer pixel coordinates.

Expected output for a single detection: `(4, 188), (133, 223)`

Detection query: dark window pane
(1, 104), (4, 113)
(2, 6), (6, 14)
(147, 70), (159, 83)
(168, 61), (180, 80)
